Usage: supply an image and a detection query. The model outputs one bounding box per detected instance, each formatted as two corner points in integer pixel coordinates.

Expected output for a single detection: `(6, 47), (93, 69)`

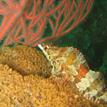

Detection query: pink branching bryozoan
(0, 0), (94, 47)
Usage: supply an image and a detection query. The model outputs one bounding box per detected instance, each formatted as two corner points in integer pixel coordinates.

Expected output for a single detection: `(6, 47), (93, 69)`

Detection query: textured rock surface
(0, 64), (100, 107)
(0, 45), (52, 77)
(0, 64), (69, 107)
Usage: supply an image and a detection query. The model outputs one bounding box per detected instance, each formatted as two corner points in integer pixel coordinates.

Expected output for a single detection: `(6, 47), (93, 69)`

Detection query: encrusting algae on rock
(0, 63), (101, 107)
(0, 45), (52, 77)
(0, 64), (70, 107)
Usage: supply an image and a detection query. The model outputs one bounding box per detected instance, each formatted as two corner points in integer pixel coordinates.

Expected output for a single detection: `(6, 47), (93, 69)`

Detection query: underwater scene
(0, 0), (107, 107)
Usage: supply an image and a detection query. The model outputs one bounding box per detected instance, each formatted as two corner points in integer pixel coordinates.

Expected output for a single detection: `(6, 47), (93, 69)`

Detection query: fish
(38, 44), (107, 104)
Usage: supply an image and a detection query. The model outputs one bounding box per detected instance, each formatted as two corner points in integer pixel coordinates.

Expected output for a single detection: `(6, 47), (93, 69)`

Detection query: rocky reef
(0, 45), (52, 77)
(0, 45), (106, 107)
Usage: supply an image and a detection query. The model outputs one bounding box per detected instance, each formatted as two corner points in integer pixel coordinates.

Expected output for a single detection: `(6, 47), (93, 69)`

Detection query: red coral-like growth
(0, 0), (94, 47)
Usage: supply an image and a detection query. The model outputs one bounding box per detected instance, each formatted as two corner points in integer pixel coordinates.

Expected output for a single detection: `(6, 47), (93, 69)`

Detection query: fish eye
(44, 45), (49, 50)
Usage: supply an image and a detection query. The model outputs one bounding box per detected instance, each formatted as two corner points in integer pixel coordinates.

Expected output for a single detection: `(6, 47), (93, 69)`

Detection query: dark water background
(51, 0), (107, 73)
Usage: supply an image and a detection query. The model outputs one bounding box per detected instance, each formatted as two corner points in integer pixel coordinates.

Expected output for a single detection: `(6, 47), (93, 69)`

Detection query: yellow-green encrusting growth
(0, 64), (69, 107)
(0, 63), (100, 107)
(0, 45), (52, 77)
